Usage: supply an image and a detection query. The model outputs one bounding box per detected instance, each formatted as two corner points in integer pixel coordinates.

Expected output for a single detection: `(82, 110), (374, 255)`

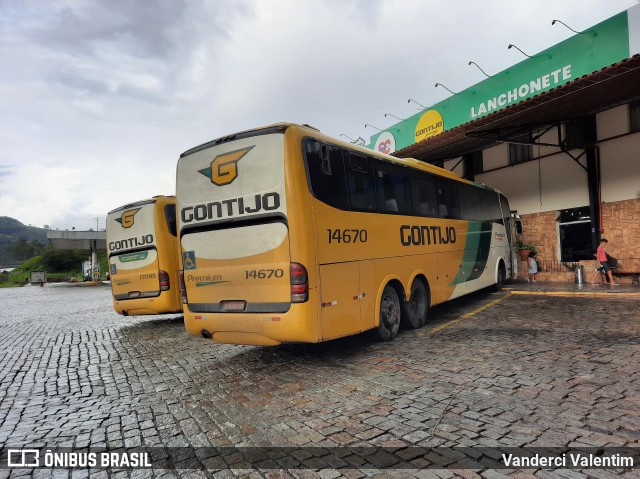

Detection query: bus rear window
(303, 139), (349, 210)
(165, 204), (177, 236)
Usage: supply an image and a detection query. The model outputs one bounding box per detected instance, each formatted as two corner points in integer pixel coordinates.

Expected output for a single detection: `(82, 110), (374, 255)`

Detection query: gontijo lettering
(400, 225), (457, 246)
(109, 234), (154, 252)
(181, 192), (280, 224)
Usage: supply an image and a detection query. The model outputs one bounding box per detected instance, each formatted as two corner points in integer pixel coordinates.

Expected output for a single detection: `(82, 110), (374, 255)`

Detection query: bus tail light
(179, 270), (188, 304)
(290, 262), (308, 303)
(160, 270), (170, 291)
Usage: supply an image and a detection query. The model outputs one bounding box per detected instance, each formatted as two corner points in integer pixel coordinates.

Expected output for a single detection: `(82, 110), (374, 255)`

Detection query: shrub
(42, 250), (88, 272)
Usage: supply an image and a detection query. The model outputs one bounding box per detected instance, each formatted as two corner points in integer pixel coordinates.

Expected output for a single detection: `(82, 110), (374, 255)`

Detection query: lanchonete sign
(368, 5), (640, 155)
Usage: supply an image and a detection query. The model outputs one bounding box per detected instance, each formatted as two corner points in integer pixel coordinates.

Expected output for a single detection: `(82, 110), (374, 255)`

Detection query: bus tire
(375, 284), (401, 341)
(401, 279), (429, 329)
(493, 262), (505, 292)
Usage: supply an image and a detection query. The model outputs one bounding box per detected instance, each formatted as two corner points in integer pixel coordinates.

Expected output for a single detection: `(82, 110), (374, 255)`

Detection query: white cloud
(0, 0), (636, 228)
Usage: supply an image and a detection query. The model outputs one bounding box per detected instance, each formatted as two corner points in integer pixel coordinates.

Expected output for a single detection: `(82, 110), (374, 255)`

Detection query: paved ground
(0, 283), (638, 478)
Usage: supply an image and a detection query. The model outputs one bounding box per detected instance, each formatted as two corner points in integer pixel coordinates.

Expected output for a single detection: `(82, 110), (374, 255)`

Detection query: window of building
(565, 115), (596, 148)
(508, 136), (533, 165)
(630, 101), (640, 133)
(463, 151), (483, 180)
(557, 206), (592, 262)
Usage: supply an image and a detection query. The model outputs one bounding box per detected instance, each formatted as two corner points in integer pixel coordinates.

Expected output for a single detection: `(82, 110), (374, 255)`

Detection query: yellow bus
(176, 123), (514, 346)
(106, 196), (182, 316)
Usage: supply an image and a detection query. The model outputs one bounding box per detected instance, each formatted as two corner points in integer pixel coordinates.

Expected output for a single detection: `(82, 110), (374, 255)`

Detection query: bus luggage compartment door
(319, 262), (360, 340)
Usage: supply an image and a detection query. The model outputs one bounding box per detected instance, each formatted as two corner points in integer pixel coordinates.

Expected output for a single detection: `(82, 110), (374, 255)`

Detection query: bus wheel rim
(382, 293), (400, 330)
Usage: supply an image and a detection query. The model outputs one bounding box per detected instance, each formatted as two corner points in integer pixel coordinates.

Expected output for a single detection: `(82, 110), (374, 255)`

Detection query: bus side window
(488, 191), (502, 224)
(303, 139), (349, 210)
(346, 153), (377, 212)
(165, 204), (177, 237)
(459, 184), (478, 221)
(436, 179), (460, 219)
(410, 174), (437, 216)
(501, 195), (519, 239)
(375, 162), (411, 214)
(478, 189), (490, 221)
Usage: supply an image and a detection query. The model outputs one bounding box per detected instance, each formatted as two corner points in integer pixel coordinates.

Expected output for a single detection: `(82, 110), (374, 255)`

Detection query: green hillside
(1, 251), (108, 287)
(0, 216), (49, 264)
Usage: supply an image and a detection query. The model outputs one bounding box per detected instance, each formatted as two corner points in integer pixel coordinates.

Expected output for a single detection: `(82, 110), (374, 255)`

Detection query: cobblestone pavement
(0, 283), (638, 478)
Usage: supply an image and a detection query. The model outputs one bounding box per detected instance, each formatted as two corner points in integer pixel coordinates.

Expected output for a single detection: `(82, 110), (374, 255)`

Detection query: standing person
(590, 264), (608, 284)
(596, 238), (617, 285)
(527, 251), (538, 283)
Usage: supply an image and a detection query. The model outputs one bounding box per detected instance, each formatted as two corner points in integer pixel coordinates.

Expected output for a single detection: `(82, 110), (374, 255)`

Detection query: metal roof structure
(47, 230), (106, 251)
(396, 55), (640, 163)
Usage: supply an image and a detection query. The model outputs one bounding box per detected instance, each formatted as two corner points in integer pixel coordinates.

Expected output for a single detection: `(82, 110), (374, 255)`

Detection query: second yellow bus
(107, 196), (182, 316)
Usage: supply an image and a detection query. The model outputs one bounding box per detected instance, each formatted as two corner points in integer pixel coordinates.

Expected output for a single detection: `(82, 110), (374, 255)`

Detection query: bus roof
(179, 122), (497, 191)
(107, 195), (175, 215)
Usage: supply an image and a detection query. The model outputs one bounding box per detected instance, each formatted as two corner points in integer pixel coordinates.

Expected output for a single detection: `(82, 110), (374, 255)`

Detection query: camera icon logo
(7, 449), (40, 467)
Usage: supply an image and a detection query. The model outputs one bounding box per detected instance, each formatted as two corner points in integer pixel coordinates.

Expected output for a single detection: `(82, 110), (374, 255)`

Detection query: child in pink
(595, 238), (616, 285)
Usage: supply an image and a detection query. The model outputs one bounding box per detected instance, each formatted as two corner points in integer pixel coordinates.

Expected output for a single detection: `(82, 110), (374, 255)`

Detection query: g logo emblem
(198, 146), (254, 186)
(116, 208), (141, 228)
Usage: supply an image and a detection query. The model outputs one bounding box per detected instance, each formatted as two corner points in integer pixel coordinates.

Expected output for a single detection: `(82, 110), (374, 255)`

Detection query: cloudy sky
(1, 0), (637, 230)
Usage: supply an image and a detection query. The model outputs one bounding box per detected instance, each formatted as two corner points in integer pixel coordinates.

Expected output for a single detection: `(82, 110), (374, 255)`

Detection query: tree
(11, 239), (34, 261)
(42, 250), (87, 272)
(30, 240), (47, 256)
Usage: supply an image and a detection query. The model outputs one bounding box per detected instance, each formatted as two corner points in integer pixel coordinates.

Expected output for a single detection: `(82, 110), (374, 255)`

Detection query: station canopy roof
(399, 55), (640, 163)
(47, 230), (106, 251)
(367, 5), (640, 164)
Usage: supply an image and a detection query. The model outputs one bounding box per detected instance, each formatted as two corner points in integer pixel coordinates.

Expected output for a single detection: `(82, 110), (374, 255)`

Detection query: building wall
(514, 199), (640, 283)
(471, 103), (640, 282)
(444, 157), (464, 177)
(600, 133), (640, 202)
(476, 151), (589, 215)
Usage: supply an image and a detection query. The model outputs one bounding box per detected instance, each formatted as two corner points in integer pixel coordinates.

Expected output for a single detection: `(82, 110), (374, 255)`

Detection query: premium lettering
(181, 192), (281, 224)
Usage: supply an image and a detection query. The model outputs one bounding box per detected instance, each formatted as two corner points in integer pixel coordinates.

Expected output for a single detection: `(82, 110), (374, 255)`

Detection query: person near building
(594, 238), (616, 285)
(590, 263), (608, 284)
(527, 251), (538, 283)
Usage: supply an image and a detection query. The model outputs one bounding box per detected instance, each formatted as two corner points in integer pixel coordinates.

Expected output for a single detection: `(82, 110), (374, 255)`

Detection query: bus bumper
(183, 289), (319, 346)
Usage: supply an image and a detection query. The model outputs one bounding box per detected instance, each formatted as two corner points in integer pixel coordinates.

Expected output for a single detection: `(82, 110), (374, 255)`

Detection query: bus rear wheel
(402, 280), (429, 329)
(375, 285), (401, 341)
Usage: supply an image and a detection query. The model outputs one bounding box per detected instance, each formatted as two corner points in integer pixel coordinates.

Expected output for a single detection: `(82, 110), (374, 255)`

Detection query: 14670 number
(245, 269), (284, 279)
(327, 229), (368, 244)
